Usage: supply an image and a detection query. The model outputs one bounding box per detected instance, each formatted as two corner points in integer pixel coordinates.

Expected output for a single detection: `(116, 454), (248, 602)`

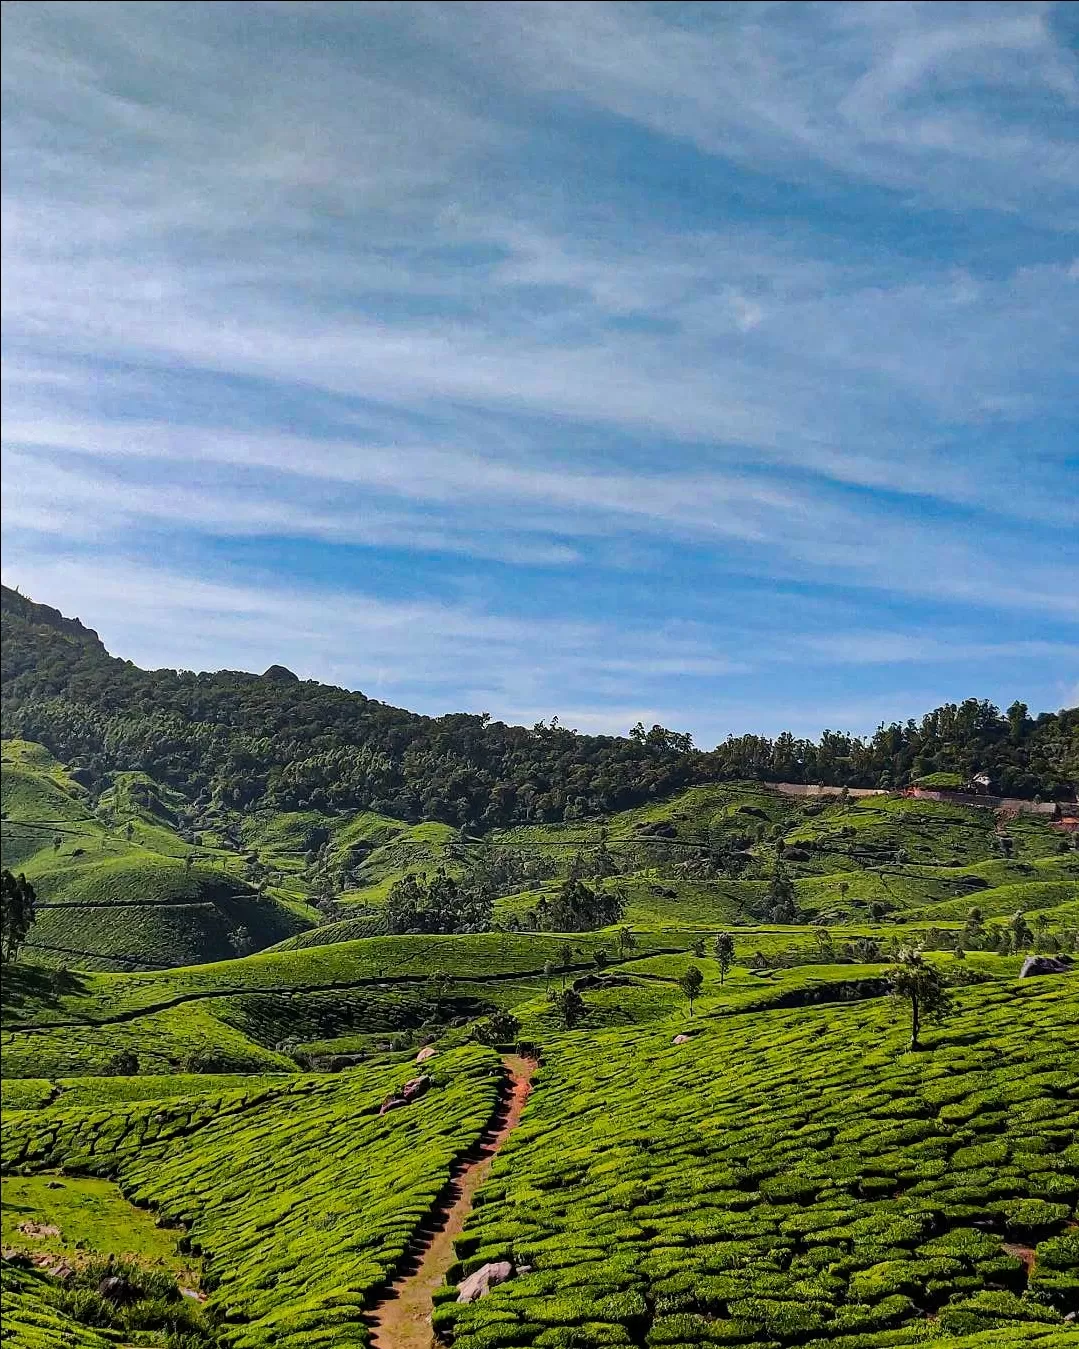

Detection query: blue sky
(2, 1), (1077, 745)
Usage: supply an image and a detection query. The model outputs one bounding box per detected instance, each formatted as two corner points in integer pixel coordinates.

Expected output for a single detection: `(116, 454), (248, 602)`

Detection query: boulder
(1019, 955), (1073, 978)
(415, 1046), (438, 1063)
(97, 1275), (136, 1302)
(400, 1075), (431, 1100)
(672, 1034), (692, 1045)
(457, 1261), (514, 1303)
(378, 1096), (407, 1116)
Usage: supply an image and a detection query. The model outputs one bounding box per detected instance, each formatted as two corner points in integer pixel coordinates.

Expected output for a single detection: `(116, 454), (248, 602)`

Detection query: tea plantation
(2, 967), (1077, 1346)
(2, 733), (1078, 1347)
(3, 1047), (503, 1346)
(431, 978), (1079, 1348)
(6, 732), (1077, 974)
(1, 740), (315, 969)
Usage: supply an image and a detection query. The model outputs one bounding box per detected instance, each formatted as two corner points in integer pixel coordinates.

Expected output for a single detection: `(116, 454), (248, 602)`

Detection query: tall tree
(554, 987), (585, 1029)
(0, 870), (36, 962)
(679, 964), (704, 1014)
(472, 1009), (521, 1047)
(767, 858), (798, 923)
(1009, 910), (1033, 953)
(888, 947), (951, 1052)
(713, 932), (735, 985)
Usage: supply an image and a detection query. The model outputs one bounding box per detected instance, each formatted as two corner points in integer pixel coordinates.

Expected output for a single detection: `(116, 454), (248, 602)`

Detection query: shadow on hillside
(0, 962), (87, 1019)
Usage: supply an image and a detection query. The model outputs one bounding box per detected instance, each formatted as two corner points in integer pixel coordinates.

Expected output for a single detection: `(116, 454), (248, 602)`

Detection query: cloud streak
(1, 1), (1076, 736)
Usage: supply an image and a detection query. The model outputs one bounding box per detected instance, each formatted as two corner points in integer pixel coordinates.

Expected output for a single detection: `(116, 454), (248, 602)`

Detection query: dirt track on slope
(366, 1054), (536, 1349)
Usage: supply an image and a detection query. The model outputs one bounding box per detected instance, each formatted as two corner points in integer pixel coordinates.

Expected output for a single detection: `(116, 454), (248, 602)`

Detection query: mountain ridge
(2, 584), (1075, 826)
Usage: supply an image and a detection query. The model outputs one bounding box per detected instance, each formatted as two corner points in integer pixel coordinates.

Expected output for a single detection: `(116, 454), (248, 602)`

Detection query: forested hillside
(2, 586), (1076, 829)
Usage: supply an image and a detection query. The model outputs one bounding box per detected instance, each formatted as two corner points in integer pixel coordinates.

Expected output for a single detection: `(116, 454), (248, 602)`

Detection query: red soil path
(367, 1054), (536, 1349)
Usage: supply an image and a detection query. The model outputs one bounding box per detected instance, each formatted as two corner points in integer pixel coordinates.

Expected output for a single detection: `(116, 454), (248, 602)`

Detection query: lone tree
(812, 924), (835, 963)
(555, 987), (585, 1029)
(1, 870), (36, 962)
(616, 926), (636, 957)
(713, 932), (735, 985)
(888, 947), (951, 1052)
(679, 964), (704, 1015)
(426, 969), (453, 1003)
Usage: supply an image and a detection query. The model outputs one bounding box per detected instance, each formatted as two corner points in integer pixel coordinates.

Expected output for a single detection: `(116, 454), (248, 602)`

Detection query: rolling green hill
(2, 740), (316, 969)
(4, 584), (1076, 828)
(3, 966), (1076, 1346)
(4, 733), (1077, 970)
(1, 588), (1077, 1349)
(440, 978), (1079, 1349)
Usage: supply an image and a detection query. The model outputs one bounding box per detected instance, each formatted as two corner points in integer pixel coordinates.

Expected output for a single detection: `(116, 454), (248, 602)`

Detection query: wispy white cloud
(451, 1), (1079, 218)
(4, 413), (1077, 620)
(1, 2), (1076, 734)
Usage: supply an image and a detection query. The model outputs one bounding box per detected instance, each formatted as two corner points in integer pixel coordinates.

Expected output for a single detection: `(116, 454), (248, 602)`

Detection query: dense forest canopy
(2, 585), (1075, 827)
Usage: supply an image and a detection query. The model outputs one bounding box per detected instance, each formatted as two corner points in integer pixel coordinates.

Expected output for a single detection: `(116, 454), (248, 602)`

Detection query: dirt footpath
(367, 1054), (536, 1349)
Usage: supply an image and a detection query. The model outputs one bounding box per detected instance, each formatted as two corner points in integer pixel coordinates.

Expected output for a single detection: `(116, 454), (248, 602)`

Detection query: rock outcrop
(1019, 954), (1073, 978)
(457, 1261), (513, 1303)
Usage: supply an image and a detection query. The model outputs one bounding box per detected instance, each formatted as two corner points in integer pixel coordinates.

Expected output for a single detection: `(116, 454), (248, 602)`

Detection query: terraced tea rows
(3, 736), (1076, 1348)
(3, 1046), (503, 1346)
(6, 732), (1076, 974)
(2, 959), (1076, 1346)
(438, 979), (1079, 1349)
(1, 741), (314, 969)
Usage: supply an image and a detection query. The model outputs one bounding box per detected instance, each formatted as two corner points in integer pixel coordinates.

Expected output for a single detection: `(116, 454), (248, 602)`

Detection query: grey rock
(457, 1261), (514, 1303)
(1019, 955), (1074, 978)
(97, 1276), (135, 1302)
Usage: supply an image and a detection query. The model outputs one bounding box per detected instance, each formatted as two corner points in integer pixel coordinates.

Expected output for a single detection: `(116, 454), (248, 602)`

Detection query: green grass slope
(0, 931), (679, 1076)
(3, 977), (1075, 1349)
(5, 737), (1075, 971)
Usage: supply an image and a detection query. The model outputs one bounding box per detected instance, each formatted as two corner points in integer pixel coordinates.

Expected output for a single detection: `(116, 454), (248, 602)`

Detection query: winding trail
(367, 1054), (536, 1349)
